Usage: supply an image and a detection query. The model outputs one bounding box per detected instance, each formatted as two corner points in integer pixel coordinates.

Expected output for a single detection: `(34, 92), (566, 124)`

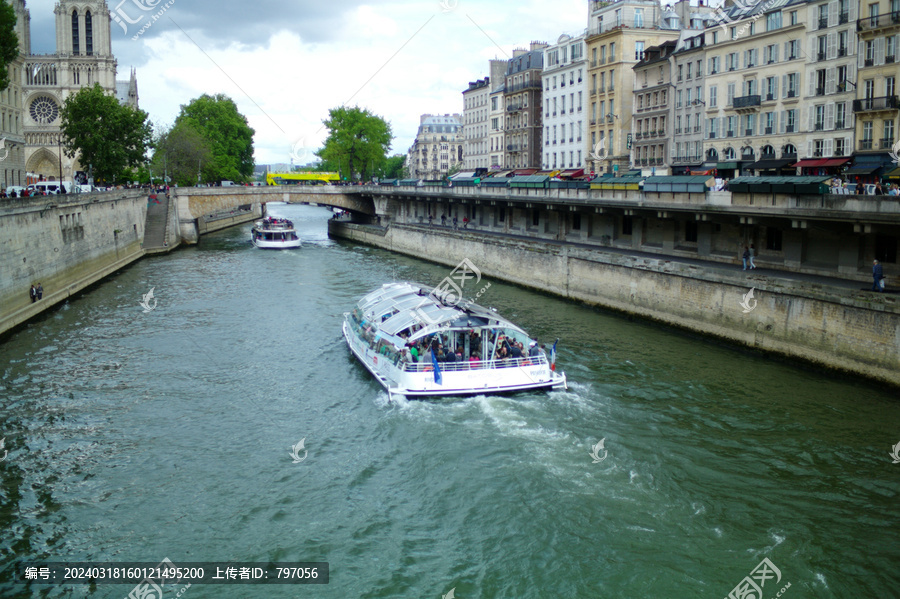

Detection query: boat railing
(402, 355), (548, 373)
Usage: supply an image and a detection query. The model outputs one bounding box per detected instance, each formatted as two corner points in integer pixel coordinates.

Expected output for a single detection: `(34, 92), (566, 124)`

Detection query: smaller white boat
(252, 217), (301, 249)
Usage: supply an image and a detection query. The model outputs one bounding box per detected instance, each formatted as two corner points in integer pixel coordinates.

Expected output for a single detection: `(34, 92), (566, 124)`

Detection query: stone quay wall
(0, 190), (148, 336)
(329, 220), (900, 388)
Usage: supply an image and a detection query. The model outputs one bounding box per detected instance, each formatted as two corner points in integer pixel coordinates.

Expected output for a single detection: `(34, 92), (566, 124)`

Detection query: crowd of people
(831, 177), (900, 195)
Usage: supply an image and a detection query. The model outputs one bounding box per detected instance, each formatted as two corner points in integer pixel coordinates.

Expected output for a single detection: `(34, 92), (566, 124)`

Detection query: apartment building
(542, 33), (588, 171)
(505, 42), (547, 169)
(632, 40), (675, 174)
(462, 77), (491, 171)
(1, 0), (28, 191)
(850, 0), (900, 180)
(703, 0), (809, 178)
(586, 0), (681, 175)
(796, 0), (859, 174)
(406, 114), (464, 181)
(670, 33), (709, 174)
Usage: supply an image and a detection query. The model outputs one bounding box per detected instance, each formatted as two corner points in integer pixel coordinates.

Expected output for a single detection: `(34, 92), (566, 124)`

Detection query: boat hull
(342, 320), (566, 398)
(252, 237), (302, 249)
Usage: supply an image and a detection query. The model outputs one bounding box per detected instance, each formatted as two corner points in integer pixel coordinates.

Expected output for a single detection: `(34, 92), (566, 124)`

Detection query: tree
(150, 121), (214, 186)
(317, 106), (393, 182)
(174, 94), (255, 183)
(60, 84), (153, 184)
(0, 0), (20, 92)
(382, 155), (406, 179)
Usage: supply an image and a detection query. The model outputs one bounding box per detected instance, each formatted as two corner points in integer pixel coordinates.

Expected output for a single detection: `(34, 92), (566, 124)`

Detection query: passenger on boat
(528, 341), (541, 357)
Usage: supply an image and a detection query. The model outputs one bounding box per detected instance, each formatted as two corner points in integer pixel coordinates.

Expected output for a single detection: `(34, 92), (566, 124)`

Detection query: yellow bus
(266, 172), (340, 186)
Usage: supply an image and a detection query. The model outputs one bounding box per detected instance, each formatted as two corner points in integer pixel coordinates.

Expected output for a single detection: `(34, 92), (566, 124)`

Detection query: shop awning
(844, 166), (880, 175)
(513, 169), (538, 176)
(487, 170), (513, 178)
(450, 171), (476, 179)
(792, 159), (826, 167)
(747, 159), (795, 170)
(701, 162), (718, 169)
(716, 162), (739, 170)
(885, 166), (900, 178)
(820, 158), (850, 167)
(559, 168), (584, 178)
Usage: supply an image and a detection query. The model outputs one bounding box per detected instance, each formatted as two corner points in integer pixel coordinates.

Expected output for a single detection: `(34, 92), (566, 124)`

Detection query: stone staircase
(143, 193), (169, 250)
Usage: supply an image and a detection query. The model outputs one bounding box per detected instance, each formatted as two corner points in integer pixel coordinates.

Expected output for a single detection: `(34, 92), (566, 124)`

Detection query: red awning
(820, 158), (850, 167)
(792, 159), (826, 167)
(513, 169), (538, 176)
(560, 169), (585, 178)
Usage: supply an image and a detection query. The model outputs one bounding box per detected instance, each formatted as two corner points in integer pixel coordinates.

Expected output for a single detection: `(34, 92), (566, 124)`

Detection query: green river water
(1, 204), (898, 598)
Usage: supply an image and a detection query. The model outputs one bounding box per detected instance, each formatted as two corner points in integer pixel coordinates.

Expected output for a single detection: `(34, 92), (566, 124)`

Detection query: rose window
(30, 96), (59, 125)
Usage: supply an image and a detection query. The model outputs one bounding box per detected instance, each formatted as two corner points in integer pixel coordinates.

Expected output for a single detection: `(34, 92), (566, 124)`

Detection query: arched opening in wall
(26, 147), (61, 182)
(723, 147), (735, 160)
(72, 10), (79, 55)
(706, 148), (719, 161)
(85, 11), (93, 56)
(782, 143), (797, 159)
(761, 144), (775, 159)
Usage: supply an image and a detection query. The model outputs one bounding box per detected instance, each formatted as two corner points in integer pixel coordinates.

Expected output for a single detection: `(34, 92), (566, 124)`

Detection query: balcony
(889, 55), (897, 63)
(507, 104), (523, 112)
(881, 138), (896, 149)
(765, 126), (773, 134)
(693, 126), (701, 133)
(760, 153), (776, 161)
(765, 93), (775, 101)
(857, 10), (900, 32)
(635, 133), (643, 139)
(838, 46), (847, 57)
(853, 95), (900, 112)
(674, 128), (681, 134)
(782, 153), (797, 161)
(726, 130), (735, 137)
(733, 95), (761, 109)
(818, 17), (828, 29)
(660, 129), (668, 136)
(815, 122), (824, 130)
(839, 11), (849, 23)
(745, 128), (754, 136)
(860, 139), (874, 149)
(787, 90), (797, 98)
(786, 125), (795, 132)
(709, 132), (717, 139)
(835, 120), (845, 129)
(817, 52), (826, 61)
(865, 58), (875, 66)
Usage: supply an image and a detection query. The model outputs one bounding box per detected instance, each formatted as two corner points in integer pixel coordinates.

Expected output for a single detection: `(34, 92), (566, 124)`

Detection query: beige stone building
(462, 77), (490, 171)
(796, 0), (859, 174)
(406, 114), (464, 180)
(19, 0), (138, 184)
(1, 0), (27, 192)
(632, 40), (675, 174)
(850, 0), (900, 181)
(586, 0), (680, 175)
(702, 0), (809, 178)
(504, 42), (547, 169)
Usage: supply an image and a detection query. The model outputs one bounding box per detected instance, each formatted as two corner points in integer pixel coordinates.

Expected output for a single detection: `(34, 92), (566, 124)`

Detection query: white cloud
(24, 0), (586, 165)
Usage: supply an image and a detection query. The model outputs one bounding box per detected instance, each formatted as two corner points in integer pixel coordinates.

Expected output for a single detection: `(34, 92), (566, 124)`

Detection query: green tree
(150, 121), (214, 186)
(174, 94), (255, 183)
(0, 0), (20, 92)
(317, 106), (393, 182)
(60, 83), (153, 183)
(382, 155), (406, 179)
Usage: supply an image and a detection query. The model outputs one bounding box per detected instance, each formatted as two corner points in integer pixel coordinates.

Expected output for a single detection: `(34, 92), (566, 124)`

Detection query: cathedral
(2, 0), (138, 188)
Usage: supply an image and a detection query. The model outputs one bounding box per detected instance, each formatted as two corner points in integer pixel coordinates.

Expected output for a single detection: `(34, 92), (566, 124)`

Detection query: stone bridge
(171, 186), (376, 244)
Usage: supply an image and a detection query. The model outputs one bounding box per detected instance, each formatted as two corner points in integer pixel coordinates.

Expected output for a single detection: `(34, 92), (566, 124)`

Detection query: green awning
(716, 162), (739, 169)
(885, 166), (900, 178)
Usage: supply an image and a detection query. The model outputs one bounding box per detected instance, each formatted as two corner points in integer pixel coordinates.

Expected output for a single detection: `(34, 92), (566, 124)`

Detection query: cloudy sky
(26, 0), (587, 165)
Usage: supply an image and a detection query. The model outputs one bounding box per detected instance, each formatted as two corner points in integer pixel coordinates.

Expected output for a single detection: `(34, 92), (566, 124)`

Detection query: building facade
(703, 0), (809, 178)
(406, 114), (464, 180)
(462, 77), (490, 171)
(851, 0), (900, 181)
(670, 32), (708, 174)
(542, 33), (588, 171)
(1, 0), (28, 192)
(504, 42), (547, 169)
(797, 0), (859, 174)
(20, 0), (138, 184)
(632, 40), (675, 174)
(586, 0), (681, 175)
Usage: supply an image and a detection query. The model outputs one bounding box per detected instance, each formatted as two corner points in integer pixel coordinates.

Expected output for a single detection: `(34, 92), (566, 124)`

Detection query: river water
(1, 204), (898, 598)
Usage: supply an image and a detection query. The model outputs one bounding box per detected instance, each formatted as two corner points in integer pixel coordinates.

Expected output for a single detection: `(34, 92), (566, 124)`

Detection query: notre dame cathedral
(3, 0), (138, 187)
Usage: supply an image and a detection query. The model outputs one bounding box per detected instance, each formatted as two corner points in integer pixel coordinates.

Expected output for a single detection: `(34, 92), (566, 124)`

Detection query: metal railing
(857, 10), (900, 31)
(733, 95), (761, 108)
(402, 354), (549, 373)
(853, 96), (900, 112)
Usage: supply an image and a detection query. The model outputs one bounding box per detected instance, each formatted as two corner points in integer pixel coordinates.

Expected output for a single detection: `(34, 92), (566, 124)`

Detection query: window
(838, 31), (848, 57)
(727, 115), (736, 136)
(687, 62), (692, 79)
(708, 117), (718, 138)
(835, 138), (846, 156)
(709, 56), (720, 74)
(865, 41), (874, 64)
(635, 8), (644, 27)
(724, 147), (736, 160)
(789, 11), (797, 25)
(787, 40), (799, 60)
(678, 64), (683, 81)
(888, 77), (896, 97)
(863, 121), (873, 141)
(885, 119), (895, 142)
(817, 36), (827, 61)
(71, 10), (79, 55)
(610, 43), (616, 61)
(835, 102), (846, 128)
(787, 73), (797, 97)
(727, 53), (737, 70)
(765, 112), (775, 134)
(889, 36), (897, 62)
(635, 41), (645, 61)
(766, 11), (782, 31)
(85, 10), (93, 55)
(710, 86), (718, 107)
(727, 82), (735, 105)
(786, 109), (796, 132)
(815, 105), (825, 130)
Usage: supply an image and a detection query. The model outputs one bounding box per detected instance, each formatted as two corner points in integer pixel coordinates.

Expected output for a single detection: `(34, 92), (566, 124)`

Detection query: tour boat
(251, 217), (301, 249)
(343, 282), (567, 399)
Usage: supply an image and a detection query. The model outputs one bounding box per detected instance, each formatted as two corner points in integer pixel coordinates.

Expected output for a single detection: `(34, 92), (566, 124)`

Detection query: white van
(27, 181), (72, 195)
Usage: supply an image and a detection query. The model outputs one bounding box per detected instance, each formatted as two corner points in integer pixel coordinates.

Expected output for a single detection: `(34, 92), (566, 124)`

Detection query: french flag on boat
(550, 339), (558, 371)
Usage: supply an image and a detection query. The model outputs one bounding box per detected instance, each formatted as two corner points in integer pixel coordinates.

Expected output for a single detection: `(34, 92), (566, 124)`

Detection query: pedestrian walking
(452, 216), (458, 230)
(36, 283), (43, 300)
(463, 216), (469, 229)
(30, 285), (37, 303)
(873, 259), (884, 292)
(742, 246), (750, 270)
(749, 244), (757, 269)
(441, 213), (446, 227)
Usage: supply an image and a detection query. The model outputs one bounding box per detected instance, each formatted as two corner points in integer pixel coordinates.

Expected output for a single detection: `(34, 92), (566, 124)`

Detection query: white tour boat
(251, 217), (301, 249)
(343, 282), (567, 399)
